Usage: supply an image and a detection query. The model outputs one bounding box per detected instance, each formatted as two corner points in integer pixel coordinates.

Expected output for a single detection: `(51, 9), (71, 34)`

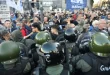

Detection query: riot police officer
(32, 41), (70, 75)
(0, 41), (31, 75)
(11, 30), (24, 43)
(64, 28), (78, 43)
(29, 31), (52, 66)
(11, 30), (29, 57)
(64, 28), (78, 61)
(71, 32), (110, 75)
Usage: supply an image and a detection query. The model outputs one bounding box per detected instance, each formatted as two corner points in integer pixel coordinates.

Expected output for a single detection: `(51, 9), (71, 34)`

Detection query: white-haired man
(89, 20), (99, 31)
(90, 19), (107, 34)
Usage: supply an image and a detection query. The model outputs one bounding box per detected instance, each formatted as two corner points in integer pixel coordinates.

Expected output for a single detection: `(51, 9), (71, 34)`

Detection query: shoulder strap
(81, 53), (93, 67)
(70, 54), (83, 75)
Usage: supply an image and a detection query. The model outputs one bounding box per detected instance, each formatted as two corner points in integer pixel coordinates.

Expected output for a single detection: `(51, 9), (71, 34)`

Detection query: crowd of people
(0, 8), (110, 75)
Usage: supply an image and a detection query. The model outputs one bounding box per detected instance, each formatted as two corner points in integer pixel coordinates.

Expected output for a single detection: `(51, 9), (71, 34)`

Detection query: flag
(17, 0), (24, 13)
(6, 0), (17, 9)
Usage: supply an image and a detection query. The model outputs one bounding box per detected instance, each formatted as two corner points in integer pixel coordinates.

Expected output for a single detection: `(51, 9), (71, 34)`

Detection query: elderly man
(91, 19), (107, 33)
(89, 20), (99, 31)
(98, 19), (107, 30)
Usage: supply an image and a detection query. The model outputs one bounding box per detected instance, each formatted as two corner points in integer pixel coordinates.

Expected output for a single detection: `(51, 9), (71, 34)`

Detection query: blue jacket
(25, 25), (32, 35)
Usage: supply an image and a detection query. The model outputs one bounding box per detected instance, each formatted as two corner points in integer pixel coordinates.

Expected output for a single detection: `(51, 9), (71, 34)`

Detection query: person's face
(66, 17), (71, 22)
(107, 22), (110, 28)
(16, 22), (22, 27)
(84, 14), (87, 19)
(108, 26), (110, 33)
(34, 14), (39, 17)
(53, 19), (57, 23)
(94, 23), (99, 27)
(51, 28), (57, 34)
(51, 28), (55, 33)
(108, 14), (110, 20)
(32, 27), (36, 32)
(99, 20), (107, 30)
(3, 32), (11, 40)
(32, 27), (38, 32)
(27, 21), (31, 26)
(34, 17), (39, 22)
(44, 17), (48, 22)
(4, 21), (11, 28)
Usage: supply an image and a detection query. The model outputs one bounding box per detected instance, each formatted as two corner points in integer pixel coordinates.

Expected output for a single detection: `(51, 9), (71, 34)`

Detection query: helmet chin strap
(2, 63), (15, 70)
(38, 56), (46, 68)
(1, 59), (18, 70)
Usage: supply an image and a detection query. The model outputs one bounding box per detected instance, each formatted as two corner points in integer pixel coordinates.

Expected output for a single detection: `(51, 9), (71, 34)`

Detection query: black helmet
(0, 41), (20, 64)
(64, 28), (77, 42)
(37, 42), (64, 66)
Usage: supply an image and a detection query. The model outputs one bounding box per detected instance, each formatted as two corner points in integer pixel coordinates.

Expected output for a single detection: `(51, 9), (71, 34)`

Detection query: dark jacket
(30, 32), (37, 40)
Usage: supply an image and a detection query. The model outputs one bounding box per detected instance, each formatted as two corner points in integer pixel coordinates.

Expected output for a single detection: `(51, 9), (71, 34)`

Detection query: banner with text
(66, 0), (87, 11)
(0, 0), (10, 23)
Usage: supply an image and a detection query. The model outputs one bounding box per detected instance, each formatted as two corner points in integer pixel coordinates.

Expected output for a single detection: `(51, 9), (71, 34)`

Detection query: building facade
(39, 0), (66, 11)
(24, 0), (66, 11)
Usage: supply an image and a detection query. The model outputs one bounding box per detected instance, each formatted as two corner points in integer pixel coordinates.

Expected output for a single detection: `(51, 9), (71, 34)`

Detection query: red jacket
(72, 14), (77, 21)
(21, 26), (27, 37)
